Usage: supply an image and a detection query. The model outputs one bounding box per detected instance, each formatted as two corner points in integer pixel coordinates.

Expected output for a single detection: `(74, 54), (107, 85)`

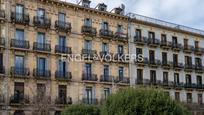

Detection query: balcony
(10, 95), (29, 105)
(197, 84), (204, 89)
(134, 36), (147, 45)
(172, 43), (182, 51)
(115, 77), (130, 84)
(148, 59), (161, 68)
(184, 64), (193, 72)
(10, 67), (30, 78)
(33, 42), (51, 53)
(82, 98), (98, 105)
(33, 69), (51, 80)
(194, 47), (204, 55)
(55, 20), (72, 33)
(160, 41), (172, 49)
(11, 12), (29, 25)
(100, 75), (114, 83)
(0, 37), (5, 48)
(99, 29), (114, 39)
(174, 82), (184, 89)
(114, 32), (128, 42)
(10, 39), (30, 50)
(82, 73), (98, 82)
(183, 45), (194, 53)
(147, 38), (160, 47)
(33, 16), (51, 29)
(55, 96), (72, 105)
(55, 45), (72, 54)
(184, 83), (197, 89)
(161, 61), (172, 69)
(0, 66), (5, 75)
(81, 25), (97, 36)
(195, 65), (204, 73)
(135, 57), (148, 66)
(55, 71), (72, 81)
(0, 95), (5, 105)
(173, 63), (184, 70)
(136, 79), (143, 84)
(0, 10), (5, 21)
(81, 49), (97, 59)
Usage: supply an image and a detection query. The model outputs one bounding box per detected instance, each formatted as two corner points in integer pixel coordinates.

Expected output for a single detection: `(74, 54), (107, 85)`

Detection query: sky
(61, 0), (204, 30)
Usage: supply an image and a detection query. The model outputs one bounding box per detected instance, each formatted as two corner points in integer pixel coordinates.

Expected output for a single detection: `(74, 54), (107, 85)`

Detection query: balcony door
(103, 65), (109, 80)
(58, 85), (67, 104)
(59, 36), (66, 47)
(118, 45), (124, 55)
(119, 67), (124, 81)
(15, 4), (24, 19)
(103, 88), (110, 100)
(173, 54), (178, 64)
(117, 25), (123, 33)
(0, 53), (3, 73)
(37, 57), (47, 75)
(85, 87), (93, 104)
(174, 73), (179, 84)
(16, 29), (24, 40)
(14, 82), (24, 101)
(58, 60), (66, 77)
(37, 8), (45, 23)
(186, 74), (192, 84)
(148, 32), (155, 40)
(172, 36), (177, 44)
(84, 40), (92, 50)
(149, 50), (155, 63)
(15, 56), (24, 74)
(162, 52), (167, 64)
(150, 70), (156, 84)
(84, 63), (92, 79)
(102, 43), (108, 54)
(37, 32), (45, 44)
(84, 18), (92, 27)
(102, 22), (109, 30)
(58, 13), (65, 22)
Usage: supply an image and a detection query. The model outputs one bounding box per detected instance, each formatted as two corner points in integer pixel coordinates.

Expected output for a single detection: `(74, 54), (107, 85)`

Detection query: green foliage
(61, 104), (100, 115)
(101, 87), (190, 115)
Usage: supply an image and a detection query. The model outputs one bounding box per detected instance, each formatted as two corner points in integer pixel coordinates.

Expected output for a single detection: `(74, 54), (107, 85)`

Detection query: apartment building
(0, 0), (129, 114)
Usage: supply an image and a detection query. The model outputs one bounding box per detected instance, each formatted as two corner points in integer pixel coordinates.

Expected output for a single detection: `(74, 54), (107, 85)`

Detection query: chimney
(98, 3), (107, 11)
(82, 0), (91, 8)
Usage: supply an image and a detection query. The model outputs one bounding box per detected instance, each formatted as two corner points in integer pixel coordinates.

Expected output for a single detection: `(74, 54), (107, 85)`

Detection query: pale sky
(61, 0), (204, 30)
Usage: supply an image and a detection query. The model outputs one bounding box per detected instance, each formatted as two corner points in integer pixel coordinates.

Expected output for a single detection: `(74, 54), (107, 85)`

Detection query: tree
(62, 104), (100, 115)
(101, 87), (190, 115)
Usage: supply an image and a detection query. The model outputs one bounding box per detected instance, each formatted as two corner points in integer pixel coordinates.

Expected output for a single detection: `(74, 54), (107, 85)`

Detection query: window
(198, 94), (203, 104)
(173, 54), (178, 64)
(119, 67), (124, 81)
(84, 18), (92, 27)
(150, 70), (156, 84)
(148, 32), (155, 39)
(37, 32), (45, 44)
(58, 60), (66, 77)
(84, 40), (92, 50)
(172, 36), (177, 44)
(185, 56), (192, 66)
(195, 58), (202, 67)
(85, 87), (93, 104)
(197, 76), (202, 85)
(161, 34), (167, 42)
(118, 45), (124, 55)
(16, 29), (24, 40)
(103, 65), (109, 80)
(14, 82), (24, 101)
(117, 25), (123, 33)
(37, 84), (46, 98)
(187, 93), (192, 103)
(184, 39), (188, 47)
(102, 22), (109, 30)
(102, 43), (109, 53)
(15, 56), (24, 74)
(174, 73), (179, 84)
(163, 72), (168, 83)
(149, 50), (155, 63)
(58, 13), (65, 22)
(175, 92), (180, 101)
(59, 36), (66, 47)
(37, 8), (45, 23)
(136, 48), (142, 56)
(162, 52), (167, 64)
(135, 29), (141, 38)
(15, 4), (24, 19)
(37, 57), (47, 73)
(186, 74), (192, 84)
(195, 41), (199, 48)
(58, 85), (67, 104)
(84, 63), (92, 79)
(137, 69), (143, 83)
(103, 88), (110, 100)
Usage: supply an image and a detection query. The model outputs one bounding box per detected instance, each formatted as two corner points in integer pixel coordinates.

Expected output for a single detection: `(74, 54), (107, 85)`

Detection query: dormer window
(98, 3), (107, 11)
(84, 18), (92, 27)
(82, 0), (91, 8)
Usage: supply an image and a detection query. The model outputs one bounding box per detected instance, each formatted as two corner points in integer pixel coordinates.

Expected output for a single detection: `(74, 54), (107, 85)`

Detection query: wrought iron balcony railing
(10, 39), (29, 49)
(134, 36), (147, 45)
(184, 64), (194, 71)
(10, 95), (29, 104)
(114, 32), (128, 42)
(160, 41), (172, 49)
(55, 71), (72, 81)
(82, 73), (98, 81)
(11, 12), (29, 25)
(147, 38), (160, 47)
(99, 29), (114, 38)
(100, 75), (114, 82)
(55, 96), (72, 105)
(81, 25), (97, 36)
(55, 45), (72, 54)
(173, 63), (184, 70)
(172, 43), (183, 51)
(82, 98), (98, 105)
(33, 42), (51, 52)
(33, 69), (51, 79)
(183, 45), (194, 53)
(33, 16), (51, 29)
(115, 77), (130, 84)
(81, 49), (97, 59)
(10, 67), (30, 78)
(55, 20), (72, 33)
(194, 47), (204, 55)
